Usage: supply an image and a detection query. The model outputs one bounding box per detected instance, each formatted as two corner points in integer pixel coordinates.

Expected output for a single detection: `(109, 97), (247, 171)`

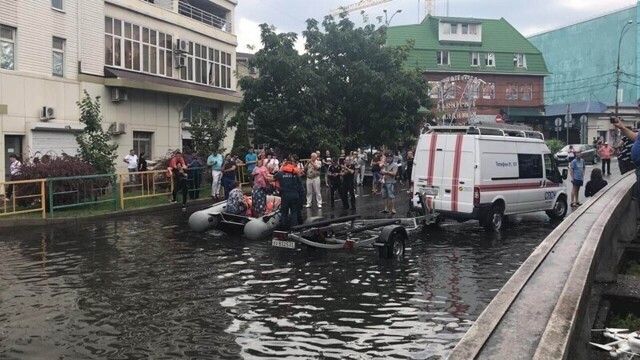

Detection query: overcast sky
(234, 0), (637, 53)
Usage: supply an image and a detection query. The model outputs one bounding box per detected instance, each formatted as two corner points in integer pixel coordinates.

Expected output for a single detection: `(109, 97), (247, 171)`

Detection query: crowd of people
(194, 147), (416, 230)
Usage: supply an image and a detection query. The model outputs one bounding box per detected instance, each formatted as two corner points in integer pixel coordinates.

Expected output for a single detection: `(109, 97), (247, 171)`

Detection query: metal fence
(48, 174), (118, 218)
(0, 179), (46, 219)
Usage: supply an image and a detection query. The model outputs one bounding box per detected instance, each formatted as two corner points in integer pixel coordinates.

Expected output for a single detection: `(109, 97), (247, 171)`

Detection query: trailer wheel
(483, 205), (504, 232)
(377, 225), (407, 259)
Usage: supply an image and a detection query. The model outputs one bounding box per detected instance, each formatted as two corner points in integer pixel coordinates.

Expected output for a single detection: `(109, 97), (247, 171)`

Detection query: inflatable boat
(188, 195), (282, 240)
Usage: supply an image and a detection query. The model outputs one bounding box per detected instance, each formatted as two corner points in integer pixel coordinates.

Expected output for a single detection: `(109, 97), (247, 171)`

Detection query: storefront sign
(428, 75), (488, 123)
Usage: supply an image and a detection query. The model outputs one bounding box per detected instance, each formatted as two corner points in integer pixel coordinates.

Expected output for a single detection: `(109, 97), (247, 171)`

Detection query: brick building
(387, 16), (548, 126)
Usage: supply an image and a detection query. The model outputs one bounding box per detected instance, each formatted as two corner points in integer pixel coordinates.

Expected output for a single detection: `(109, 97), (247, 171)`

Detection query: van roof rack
(426, 124), (544, 141)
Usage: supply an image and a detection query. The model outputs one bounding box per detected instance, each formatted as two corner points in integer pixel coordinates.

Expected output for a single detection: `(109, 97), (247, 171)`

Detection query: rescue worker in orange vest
(274, 157), (305, 229)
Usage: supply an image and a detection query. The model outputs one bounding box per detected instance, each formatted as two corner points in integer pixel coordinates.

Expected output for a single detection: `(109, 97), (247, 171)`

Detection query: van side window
(518, 154), (543, 179)
(544, 154), (562, 183)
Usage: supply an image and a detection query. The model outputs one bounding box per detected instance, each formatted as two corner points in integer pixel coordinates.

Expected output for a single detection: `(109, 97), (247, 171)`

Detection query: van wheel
(546, 196), (567, 220)
(483, 205), (504, 232)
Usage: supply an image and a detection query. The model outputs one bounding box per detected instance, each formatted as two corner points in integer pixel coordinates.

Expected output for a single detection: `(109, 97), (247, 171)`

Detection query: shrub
(14, 155), (109, 210)
(546, 139), (565, 155)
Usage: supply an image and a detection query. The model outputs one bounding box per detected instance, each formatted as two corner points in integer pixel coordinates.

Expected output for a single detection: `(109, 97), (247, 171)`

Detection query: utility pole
(615, 20), (634, 118)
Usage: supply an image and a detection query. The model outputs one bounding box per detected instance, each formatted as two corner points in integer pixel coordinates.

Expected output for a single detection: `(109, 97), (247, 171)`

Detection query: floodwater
(0, 207), (562, 359)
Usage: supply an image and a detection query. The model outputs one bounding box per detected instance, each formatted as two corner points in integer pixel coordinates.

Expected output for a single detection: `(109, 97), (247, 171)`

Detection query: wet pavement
(0, 166), (621, 359)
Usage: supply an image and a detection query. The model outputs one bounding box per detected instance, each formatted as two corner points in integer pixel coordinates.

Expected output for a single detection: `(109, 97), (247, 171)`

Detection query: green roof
(387, 16), (549, 75)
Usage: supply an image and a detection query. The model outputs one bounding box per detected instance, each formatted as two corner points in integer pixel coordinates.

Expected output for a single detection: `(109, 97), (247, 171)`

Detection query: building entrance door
(4, 135), (23, 178)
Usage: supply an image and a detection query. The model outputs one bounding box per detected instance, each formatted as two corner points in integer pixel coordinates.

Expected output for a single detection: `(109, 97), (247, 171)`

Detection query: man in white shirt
(304, 152), (323, 208)
(123, 149), (138, 183)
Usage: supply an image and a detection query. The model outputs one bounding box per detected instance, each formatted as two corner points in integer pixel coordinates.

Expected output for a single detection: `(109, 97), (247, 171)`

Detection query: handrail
(177, 0), (231, 32)
(119, 169), (173, 209)
(48, 174), (118, 217)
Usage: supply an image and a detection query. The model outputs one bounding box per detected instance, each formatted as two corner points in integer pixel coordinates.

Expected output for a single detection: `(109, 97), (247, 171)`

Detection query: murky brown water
(0, 211), (559, 359)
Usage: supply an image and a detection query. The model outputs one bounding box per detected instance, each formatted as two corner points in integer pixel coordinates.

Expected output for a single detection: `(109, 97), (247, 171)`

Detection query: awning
(103, 68), (242, 104)
(503, 108), (543, 117)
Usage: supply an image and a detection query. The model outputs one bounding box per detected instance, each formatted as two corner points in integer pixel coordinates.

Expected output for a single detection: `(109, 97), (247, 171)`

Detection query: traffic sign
(580, 115), (588, 124)
(554, 117), (563, 127)
(555, 126), (562, 132)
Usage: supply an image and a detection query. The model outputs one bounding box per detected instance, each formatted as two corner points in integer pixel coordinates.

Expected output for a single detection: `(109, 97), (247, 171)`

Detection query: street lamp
(383, 9), (402, 26)
(615, 20), (634, 118)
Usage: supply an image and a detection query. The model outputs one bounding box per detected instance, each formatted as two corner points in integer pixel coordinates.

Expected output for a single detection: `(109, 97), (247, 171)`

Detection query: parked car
(554, 144), (599, 166)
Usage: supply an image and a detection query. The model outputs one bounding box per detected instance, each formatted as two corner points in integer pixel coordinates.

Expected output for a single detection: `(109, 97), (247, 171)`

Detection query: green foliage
(237, 17), (430, 154)
(546, 139), (565, 155)
(626, 260), (640, 276)
(75, 91), (119, 174)
(189, 110), (227, 156)
(231, 112), (251, 155)
(610, 312), (640, 331)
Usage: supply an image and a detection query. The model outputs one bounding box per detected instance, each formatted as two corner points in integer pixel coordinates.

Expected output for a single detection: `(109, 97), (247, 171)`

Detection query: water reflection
(0, 212), (556, 359)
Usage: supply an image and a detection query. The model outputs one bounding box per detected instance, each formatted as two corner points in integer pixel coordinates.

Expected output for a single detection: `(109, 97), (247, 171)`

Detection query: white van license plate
(272, 239), (296, 249)
(420, 187), (439, 196)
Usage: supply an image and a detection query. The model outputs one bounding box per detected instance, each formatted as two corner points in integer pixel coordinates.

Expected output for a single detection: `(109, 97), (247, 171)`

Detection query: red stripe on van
(451, 134), (464, 212)
(478, 182), (541, 192)
(427, 134), (438, 186)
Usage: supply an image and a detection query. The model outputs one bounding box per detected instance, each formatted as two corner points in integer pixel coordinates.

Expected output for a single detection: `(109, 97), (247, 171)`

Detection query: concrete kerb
(533, 173), (636, 360)
(447, 201), (587, 359)
(448, 172), (636, 360)
(0, 197), (214, 229)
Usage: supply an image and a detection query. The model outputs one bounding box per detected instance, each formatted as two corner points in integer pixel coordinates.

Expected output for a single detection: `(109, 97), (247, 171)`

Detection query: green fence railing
(48, 174), (118, 218)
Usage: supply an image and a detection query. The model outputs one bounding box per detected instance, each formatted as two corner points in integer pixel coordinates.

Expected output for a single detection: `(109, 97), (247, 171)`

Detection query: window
(520, 84), (532, 101)
(482, 83), (495, 99)
(428, 81), (440, 99)
(52, 0), (63, 11)
(469, 24), (478, 35)
(52, 37), (65, 77)
(461, 24), (469, 34)
(105, 17), (172, 77)
(436, 51), (449, 66)
(518, 154), (543, 179)
(450, 23), (458, 34)
(544, 154), (562, 184)
(485, 52), (495, 67)
(133, 131), (153, 159)
(0, 25), (15, 70)
(470, 52), (480, 67)
(506, 83), (518, 100)
(514, 53), (527, 68)
(469, 83), (479, 99)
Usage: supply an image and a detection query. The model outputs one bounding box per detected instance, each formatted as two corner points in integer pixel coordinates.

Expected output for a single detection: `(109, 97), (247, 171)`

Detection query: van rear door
(515, 143), (546, 212)
(413, 133), (447, 211)
(438, 134), (475, 213)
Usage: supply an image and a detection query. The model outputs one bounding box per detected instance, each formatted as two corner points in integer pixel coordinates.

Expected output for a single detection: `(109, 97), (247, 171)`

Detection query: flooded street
(0, 207), (561, 359)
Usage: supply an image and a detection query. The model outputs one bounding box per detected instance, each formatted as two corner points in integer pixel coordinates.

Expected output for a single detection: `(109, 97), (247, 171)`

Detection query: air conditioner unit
(181, 122), (191, 130)
(175, 39), (188, 53)
(40, 106), (55, 121)
(109, 122), (127, 135)
(175, 55), (187, 68)
(111, 88), (128, 102)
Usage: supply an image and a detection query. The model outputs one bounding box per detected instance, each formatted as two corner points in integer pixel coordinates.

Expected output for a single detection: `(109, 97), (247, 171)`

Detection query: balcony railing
(178, 0), (232, 33)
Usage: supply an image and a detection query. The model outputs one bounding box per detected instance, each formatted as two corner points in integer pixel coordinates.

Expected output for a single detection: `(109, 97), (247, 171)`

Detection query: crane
(329, 0), (393, 16)
(329, 0), (449, 19)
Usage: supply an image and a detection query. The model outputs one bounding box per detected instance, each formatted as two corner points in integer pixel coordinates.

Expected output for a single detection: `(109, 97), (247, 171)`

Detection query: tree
(236, 17), (430, 155)
(75, 91), (119, 174)
(231, 111), (251, 155)
(190, 110), (227, 156)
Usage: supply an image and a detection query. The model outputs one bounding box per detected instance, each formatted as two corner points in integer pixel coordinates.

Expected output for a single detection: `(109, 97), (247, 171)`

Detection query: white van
(410, 125), (568, 231)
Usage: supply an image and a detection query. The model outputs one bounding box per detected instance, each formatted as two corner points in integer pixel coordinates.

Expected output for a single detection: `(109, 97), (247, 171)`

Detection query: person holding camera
(613, 118), (640, 209)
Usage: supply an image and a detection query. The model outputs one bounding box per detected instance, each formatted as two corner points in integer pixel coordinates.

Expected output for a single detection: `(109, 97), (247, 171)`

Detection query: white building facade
(0, 0), (240, 179)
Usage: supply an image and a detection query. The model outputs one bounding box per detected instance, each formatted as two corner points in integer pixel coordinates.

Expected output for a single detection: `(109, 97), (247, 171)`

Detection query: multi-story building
(387, 16), (549, 127)
(0, 0), (240, 179)
(528, 3), (640, 144)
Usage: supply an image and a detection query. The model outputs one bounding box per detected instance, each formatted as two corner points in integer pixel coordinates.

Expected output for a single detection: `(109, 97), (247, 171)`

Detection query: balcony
(178, 0), (232, 33)
(137, 0), (233, 33)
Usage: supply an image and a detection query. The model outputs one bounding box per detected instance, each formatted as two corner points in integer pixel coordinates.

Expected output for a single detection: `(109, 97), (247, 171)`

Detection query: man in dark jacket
(274, 159), (303, 230)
